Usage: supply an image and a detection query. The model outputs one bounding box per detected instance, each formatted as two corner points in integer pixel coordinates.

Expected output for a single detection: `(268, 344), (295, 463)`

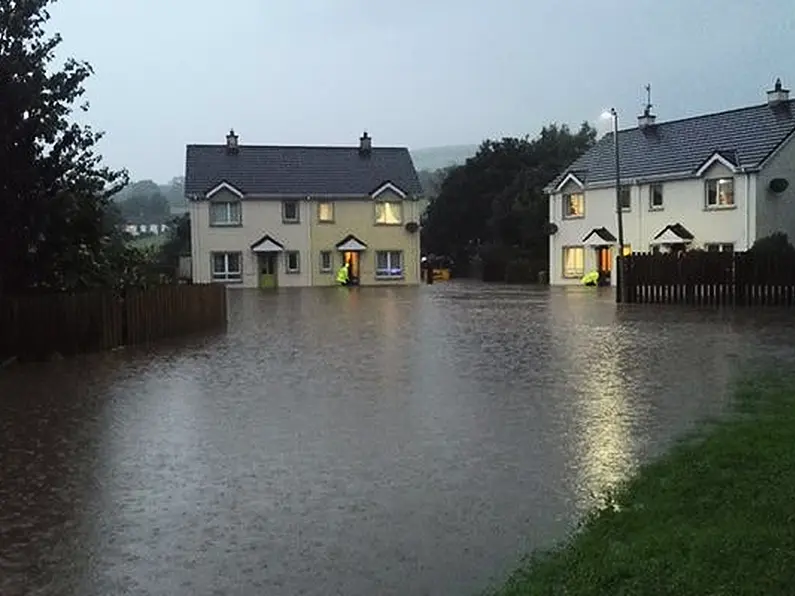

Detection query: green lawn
(126, 234), (167, 250)
(487, 371), (795, 596)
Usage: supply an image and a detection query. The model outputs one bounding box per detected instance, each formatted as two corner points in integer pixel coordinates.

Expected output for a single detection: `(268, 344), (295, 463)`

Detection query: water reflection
(2, 282), (795, 596)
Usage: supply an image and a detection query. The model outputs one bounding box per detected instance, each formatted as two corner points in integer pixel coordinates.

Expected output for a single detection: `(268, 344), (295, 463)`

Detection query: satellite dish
(770, 178), (789, 193)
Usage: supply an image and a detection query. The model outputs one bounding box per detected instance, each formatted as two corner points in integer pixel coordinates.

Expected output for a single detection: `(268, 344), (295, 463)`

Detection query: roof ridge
(615, 99), (795, 133)
(186, 143), (410, 150)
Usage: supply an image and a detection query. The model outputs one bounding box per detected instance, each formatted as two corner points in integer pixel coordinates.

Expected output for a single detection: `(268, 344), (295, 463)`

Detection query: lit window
(319, 250), (332, 272)
(620, 187), (631, 211)
(375, 202), (402, 225)
(621, 244), (632, 256)
(650, 184), (664, 209)
(706, 179), (734, 208)
(209, 201), (242, 226)
(283, 200), (299, 222)
(563, 193), (584, 218)
(562, 246), (584, 278)
(375, 251), (403, 278)
(318, 202), (334, 223)
(211, 252), (242, 282)
(285, 251), (300, 273)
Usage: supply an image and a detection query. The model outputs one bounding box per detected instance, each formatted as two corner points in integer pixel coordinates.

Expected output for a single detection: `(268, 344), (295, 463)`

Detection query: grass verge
(487, 371), (795, 596)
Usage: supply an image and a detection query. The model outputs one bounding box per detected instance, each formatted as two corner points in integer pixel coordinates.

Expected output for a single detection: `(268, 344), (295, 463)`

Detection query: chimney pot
(767, 78), (790, 106)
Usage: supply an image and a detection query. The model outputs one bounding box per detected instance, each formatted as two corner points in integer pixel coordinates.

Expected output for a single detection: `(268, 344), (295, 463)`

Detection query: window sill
(374, 222), (403, 226)
(704, 205), (737, 211)
(209, 223), (243, 228)
(212, 278), (243, 284)
(282, 219), (301, 224)
(375, 275), (404, 281)
(562, 215), (585, 220)
(562, 274), (584, 279)
(649, 206), (664, 212)
(318, 220), (335, 224)
(319, 269), (332, 274)
(285, 270), (301, 275)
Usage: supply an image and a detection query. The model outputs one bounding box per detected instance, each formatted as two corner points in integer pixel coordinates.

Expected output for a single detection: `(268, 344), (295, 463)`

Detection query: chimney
(359, 131), (372, 156)
(767, 78), (790, 106)
(638, 105), (656, 129)
(226, 128), (239, 154)
(638, 84), (656, 129)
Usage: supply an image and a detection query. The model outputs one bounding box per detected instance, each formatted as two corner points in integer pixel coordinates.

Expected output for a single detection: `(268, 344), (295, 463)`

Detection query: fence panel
(622, 251), (795, 306)
(1, 283), (227, 362)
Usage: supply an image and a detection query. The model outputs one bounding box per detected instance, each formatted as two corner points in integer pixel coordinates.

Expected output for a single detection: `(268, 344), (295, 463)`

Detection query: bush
(749, 232), (795, 256)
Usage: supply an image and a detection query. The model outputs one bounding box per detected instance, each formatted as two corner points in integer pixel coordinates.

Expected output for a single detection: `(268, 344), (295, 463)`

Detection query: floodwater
(3, 282), (795, 596)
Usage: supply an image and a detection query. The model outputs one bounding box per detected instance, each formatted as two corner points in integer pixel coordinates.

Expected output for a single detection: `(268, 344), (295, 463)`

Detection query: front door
(595, 246), (612, 285)
(342, 251), (361, 284)
(259, 253), (278, 288)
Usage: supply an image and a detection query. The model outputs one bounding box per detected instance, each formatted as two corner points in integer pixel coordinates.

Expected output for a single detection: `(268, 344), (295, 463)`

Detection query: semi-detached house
(545, 78), (795, 286)
(184, 131), (423, 288)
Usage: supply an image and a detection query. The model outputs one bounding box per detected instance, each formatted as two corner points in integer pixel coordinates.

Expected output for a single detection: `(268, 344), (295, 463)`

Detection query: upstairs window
(619, 187), (631, 211)
(563, 193), (584, 218)
(318, 202), (334, 223)
(706, 179), (734, 208)
(375, 201), (402, 225)
(283, 200), (300, 223)
(209, 201), (242, 226)
(650, 184), (664, 210)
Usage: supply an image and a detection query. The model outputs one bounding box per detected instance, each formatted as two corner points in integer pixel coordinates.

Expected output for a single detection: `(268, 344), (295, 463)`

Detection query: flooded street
(3, 281), (795, 596)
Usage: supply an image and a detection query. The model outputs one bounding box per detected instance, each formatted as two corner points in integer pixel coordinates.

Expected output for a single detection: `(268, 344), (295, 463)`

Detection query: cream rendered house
(545, 78), (795, 286)
(185, 131), (423, 288)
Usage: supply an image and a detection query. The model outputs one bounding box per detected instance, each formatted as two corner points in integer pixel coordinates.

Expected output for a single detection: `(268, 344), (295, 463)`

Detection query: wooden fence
(621, 251), (795, 306)
(1, 283), (227, 362)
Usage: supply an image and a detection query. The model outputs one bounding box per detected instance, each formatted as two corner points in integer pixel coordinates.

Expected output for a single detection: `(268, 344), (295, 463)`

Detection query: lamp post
(602, 107), (625, 301)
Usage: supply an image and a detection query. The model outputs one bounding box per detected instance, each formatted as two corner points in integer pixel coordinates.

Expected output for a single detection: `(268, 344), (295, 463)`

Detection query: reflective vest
(336, 265), (349, 283)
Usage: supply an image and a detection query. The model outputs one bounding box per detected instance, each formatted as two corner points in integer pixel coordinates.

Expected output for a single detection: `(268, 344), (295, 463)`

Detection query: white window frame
(317, 201), (334, 223)
(562, 246), (584, 278)
(704, 242), (734, 253)
(211, 252), (242, 283)
(285, 250), (300, 274)
(209, 201), (242, 226)
(562, 193), (584, 219)
(282, 200), (300, 223)
(375, 250), (403, 279)
(319, 250), (332, 272)
(705, 178), (735, 209)
(374, 201), (403, 225)
(649, 183), (664, 210)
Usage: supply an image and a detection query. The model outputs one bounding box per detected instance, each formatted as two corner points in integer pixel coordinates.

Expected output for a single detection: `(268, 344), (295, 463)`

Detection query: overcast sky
(49, 0), (794, 183)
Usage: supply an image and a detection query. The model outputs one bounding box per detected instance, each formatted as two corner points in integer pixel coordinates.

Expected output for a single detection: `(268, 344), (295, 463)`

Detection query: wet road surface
(3, 282), (795, 595)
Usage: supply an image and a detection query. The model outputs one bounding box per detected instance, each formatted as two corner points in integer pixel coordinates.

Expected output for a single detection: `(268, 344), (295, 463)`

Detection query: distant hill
(410, 144), (478, 172)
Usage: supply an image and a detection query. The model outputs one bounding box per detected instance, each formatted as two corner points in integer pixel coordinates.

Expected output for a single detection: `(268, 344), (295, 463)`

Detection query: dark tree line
(421, 123), (597, 280)
(0, 0), (179, 293)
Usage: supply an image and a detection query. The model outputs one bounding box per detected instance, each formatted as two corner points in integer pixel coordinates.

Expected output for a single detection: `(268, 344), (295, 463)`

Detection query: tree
(422, 123), (597, 276)
(0, 0), (128, 293)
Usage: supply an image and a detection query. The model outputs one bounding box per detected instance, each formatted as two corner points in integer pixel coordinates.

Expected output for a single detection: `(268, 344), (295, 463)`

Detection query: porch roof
(582, 227), (617, 246)
(336, 234), (367, 251)
(251, 234), (284, 252)
(650, 223), (695, 245)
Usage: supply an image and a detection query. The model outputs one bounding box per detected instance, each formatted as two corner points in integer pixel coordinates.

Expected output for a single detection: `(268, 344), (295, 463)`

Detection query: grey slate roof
(184, 144), (423, 198)
(546, 100), (795, 192)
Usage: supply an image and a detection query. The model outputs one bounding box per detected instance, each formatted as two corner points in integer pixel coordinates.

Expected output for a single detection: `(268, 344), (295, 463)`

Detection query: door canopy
(336, 234), (367, 252)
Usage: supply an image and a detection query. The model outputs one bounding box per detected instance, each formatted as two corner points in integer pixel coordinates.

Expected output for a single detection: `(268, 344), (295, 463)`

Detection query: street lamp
(601, 108), (625, 301)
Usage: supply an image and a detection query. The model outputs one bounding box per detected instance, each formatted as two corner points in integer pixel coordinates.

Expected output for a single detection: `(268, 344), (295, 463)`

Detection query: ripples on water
(2, 281), (795, 595)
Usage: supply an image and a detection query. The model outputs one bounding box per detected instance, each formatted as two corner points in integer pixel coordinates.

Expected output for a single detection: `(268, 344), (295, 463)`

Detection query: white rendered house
(545, 79), (795, 286)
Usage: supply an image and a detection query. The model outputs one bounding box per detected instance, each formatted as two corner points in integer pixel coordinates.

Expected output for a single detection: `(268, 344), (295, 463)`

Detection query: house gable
(554, 172), (586, 193)
(370, 181), (407, 201)
(206, 181), (244, 199)
(695, 151), (738, 177)
(251, 234), (285, 252)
